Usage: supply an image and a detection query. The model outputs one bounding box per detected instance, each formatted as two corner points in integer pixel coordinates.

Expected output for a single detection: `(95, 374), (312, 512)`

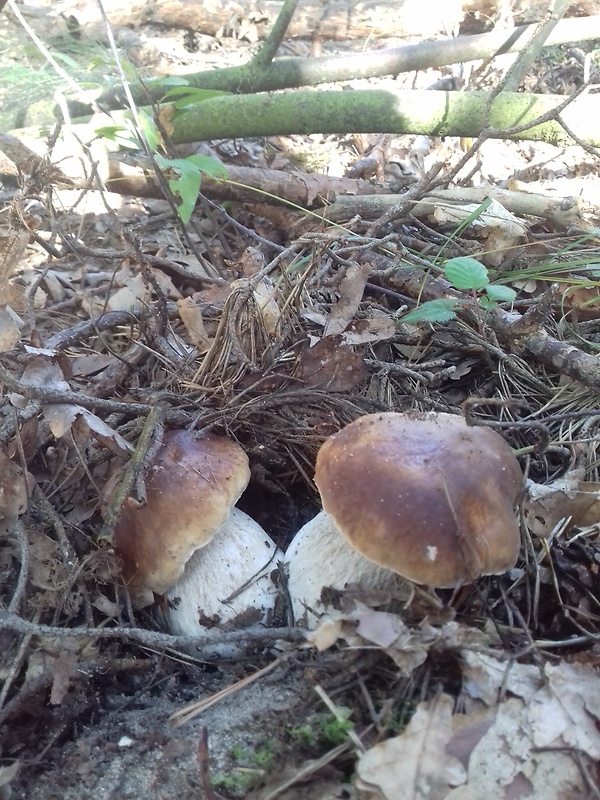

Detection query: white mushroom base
(164, 508), (282, 656)
(285, 510), (409, 627)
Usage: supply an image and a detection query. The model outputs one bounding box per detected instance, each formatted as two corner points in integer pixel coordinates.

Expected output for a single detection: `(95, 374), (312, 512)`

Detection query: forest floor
(2, 3), (600, 799)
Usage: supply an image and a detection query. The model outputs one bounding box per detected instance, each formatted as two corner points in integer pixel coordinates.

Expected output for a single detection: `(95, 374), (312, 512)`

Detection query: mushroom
(286, 411), (523, 624)
(114, 429), (282, 646)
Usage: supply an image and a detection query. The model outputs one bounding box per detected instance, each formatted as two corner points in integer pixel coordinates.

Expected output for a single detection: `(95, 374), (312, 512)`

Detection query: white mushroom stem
(285, 510), (408, 627)
(165, 508), (282, 655)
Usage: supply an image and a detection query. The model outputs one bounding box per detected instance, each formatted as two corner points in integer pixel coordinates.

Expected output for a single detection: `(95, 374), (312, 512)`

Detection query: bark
(106, 156), (388, 207)
(322, 188), (590, 231)
(90, 15), (600, 112)
(161, 89), (600, 146)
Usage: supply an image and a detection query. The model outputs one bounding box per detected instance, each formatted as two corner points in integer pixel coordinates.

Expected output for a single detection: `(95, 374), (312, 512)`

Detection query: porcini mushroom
(286, 411), (523, 624)
(114, 430), (282, 644)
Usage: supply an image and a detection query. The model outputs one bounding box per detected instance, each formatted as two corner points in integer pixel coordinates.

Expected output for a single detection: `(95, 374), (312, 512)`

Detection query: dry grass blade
(253, 741), (352, 800)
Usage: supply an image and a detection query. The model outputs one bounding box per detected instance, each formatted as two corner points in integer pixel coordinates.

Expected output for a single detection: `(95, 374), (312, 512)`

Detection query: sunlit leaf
(137, 109), (162, 153)
(185, 154), (228, 180)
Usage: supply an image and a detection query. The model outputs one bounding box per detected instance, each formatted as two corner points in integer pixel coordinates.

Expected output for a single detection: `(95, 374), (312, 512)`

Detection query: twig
(99, 404), (164, 540)
(0, 611), (306, 652)
(197, 728), (218, 800)
(257, 741), (352, 800)
(0, 361), (153, 415)
(251, 0), (300, 68)
(7, 519), (29, 614)
(45, 311), (140, 351)
(497, 0), (572, 94)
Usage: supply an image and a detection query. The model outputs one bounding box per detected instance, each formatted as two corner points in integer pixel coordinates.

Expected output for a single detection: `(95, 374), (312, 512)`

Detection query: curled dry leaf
(307, 606), (487, 679)
(230, 276), (282, 337)
(250, 277), (281, 337)
(524, 473), (600, 537)
(177, 294), (213, 351)
(106, 263), (181, 312)
(19, 356), (133, 455)
(355, 694), (466, 800)
(323, 261), (372, 337)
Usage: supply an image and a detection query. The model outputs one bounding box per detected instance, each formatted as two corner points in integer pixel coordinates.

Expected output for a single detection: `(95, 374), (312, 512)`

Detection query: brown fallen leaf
(19, 356), (133, 456)
(355, 694), (466, 800)
(297, 334), (366, 391)
(524, 473), (600, 537)
(324, 262), (372, 337)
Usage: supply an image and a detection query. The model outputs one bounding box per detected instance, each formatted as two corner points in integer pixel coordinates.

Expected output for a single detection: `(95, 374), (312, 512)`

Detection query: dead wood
(68, 0), (600, 43)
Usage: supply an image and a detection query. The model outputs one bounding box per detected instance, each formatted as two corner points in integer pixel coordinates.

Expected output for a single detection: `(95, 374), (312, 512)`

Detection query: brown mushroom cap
(314, 411), (522, 588)
(114, 429), (250, 603)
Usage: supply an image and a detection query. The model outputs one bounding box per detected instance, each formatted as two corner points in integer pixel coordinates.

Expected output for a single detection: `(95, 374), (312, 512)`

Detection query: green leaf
(478, 296), (497, 311)
(155, 76), (190, 87)
(185, 154), (228, 180)
(156, 156), (202, 224)
(137, 109), (162, 153)
(444, 257), (489, 290)
(94, 125), (138, 149)
(162, 86), (231, 109)
(399, 298), (464, 324)
(485, 284), (517, 303)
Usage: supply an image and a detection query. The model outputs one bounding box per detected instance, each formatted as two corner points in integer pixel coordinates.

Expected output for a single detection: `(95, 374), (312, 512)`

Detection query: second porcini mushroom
(114, 429), (281, 644)
(286, 411), (523, 623)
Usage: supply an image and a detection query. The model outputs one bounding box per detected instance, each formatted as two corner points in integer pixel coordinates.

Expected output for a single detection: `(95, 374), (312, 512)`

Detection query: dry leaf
(432, 199), (527, 266)
(341, 316), (396, 345)
(0, 305), (23, 352)
(356, 695), (466, 800)
(306, 616), (344, 651)
(20, 357), (133, 455)
(252, 277), (281, 337)
(0, 760), (19, 789)
(351, 603), (430, 676)
(524, 474), (600, 537)
(461, 697), (589, 798)
(0, 449), (29, 520)
(70, 353), (115, 378)
(456, 654), (600, 797)
(558, 280), (600, 320)
(298, 335), (366, 391)
(530, 661), (600, 758)
(49, 649), (78, 705)
(177, 295), (213, 351)
(324, 262), (372, 337)
(461, 651), (543, 706)
(107, 264), (181, 312)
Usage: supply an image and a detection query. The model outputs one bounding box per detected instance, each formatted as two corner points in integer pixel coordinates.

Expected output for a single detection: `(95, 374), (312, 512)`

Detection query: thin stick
(169, 656), (284, 727)
(0, 611), (305, 651)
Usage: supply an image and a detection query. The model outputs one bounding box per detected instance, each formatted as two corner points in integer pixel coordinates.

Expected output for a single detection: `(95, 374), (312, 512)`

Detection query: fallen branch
(0, 610), (306, 651)
(86, 15), (600, 110)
